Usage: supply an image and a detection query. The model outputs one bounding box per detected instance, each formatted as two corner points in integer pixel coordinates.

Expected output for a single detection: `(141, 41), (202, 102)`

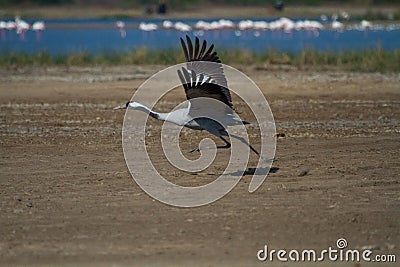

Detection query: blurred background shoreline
(1, 0), (399, 20)
(1, 1), (399, 71)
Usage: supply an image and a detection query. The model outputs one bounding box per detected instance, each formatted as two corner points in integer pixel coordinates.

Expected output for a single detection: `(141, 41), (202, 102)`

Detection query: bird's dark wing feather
(177, 67), (233, 110)
(180, 35), (219, 63)
(179, 35), (232, 108)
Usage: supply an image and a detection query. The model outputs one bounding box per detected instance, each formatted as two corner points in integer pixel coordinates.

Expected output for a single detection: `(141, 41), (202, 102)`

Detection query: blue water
(1, 18), (399, 55)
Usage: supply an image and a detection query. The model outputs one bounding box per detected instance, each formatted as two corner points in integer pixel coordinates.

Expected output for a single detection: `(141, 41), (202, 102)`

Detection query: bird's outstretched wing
(178, 67), (232, 109)
(179, 35), (232, 109)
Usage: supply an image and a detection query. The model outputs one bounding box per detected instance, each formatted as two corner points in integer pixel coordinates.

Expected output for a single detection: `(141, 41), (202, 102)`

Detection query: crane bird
(115, 35), (264, 159)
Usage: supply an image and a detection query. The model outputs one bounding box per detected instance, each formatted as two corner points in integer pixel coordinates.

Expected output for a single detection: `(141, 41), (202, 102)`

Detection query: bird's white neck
(128, 102), (168, 121)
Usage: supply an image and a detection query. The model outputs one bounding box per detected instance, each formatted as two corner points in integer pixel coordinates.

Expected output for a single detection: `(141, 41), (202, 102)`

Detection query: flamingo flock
(170, 18), (325, 34)
(137, 20), (193, 32)
(1, 14), (396, 43)
(129, 17), (382, 37)
(0, 16), (45, 41)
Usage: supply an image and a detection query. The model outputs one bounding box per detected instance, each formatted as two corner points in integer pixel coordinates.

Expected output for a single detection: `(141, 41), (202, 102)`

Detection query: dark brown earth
(0, 66), (399, 266)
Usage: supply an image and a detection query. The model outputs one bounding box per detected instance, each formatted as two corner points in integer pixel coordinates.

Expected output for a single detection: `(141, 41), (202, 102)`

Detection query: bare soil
(0, 65), (399, 266)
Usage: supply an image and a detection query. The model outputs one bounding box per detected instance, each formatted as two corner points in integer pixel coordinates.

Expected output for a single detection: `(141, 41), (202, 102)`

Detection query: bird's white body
(15, 16), (30, 34)
(196, 19), (234, 30)
(163, 20), (173, 29)
(253, 21), (269, 31)
(126, 101), (243, 135)
(238, 20), (254, 30)
(139, 22), (158, 31)
(279, 17), (295, 33)
(116, 21), (125, 29)
(332, 20), (344, 31)
(174, 22), (191, 32)
(360, 20), (372, 30)
(32, 21), (45, 31)
(306, 20), (324, 30)
(6, 21), (16, 30)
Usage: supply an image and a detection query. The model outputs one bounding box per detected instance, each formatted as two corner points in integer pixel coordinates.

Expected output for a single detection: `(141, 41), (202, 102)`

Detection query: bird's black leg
(189, 147), (200, 153)
(188, 136), (231, 153)
(228, 134), (273, 163)
(217, 136), (231, 149)
(229, 133), (260, 157)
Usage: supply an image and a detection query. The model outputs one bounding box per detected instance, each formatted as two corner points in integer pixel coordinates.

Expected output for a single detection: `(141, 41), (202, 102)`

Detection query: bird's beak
(113, 104), (125, 110)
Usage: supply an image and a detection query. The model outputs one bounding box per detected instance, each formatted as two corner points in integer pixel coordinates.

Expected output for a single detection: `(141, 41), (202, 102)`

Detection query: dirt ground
(0, 65), (399, 266)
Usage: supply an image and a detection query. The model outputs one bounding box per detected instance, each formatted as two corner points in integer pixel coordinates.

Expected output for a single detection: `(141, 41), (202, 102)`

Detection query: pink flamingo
(116, 21), (126, 38)
(360, 20), (372, 37)
(15, 16), (30, 40)
(0, 21), (6, 41)
(32, 21), (45, 41)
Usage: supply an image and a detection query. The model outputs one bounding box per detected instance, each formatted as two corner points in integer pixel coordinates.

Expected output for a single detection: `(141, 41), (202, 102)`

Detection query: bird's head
(113, 101), (130, 110)
(113, 101), (142, 110)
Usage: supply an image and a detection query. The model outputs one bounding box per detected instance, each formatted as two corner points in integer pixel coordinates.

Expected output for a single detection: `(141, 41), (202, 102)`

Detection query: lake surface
(1, 18), (400, 55)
